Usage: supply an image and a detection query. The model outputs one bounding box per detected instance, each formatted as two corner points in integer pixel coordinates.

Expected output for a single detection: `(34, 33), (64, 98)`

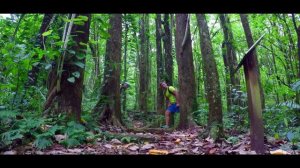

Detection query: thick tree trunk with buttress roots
(43, 14), (90, 122)
(175, 14), (197, 129)
(197, 14), (224, 140)
(92, 14), (123, 127)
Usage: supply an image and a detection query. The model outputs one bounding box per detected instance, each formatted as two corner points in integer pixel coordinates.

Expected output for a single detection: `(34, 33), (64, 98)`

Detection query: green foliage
(291, 80), (300, 92)
(120, 136), (138, 143)
(60, 121), (97, 148)
(226, 136), (239, 145)
(192, 103), (208, 126)
(0, 111), (100, 150)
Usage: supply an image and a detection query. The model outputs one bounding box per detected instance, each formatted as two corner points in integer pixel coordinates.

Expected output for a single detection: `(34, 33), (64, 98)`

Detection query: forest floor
(1, 120), (299, 155)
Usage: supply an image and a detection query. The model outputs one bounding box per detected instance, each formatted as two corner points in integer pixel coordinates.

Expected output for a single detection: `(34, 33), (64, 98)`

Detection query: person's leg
(165, 110), (171, 126)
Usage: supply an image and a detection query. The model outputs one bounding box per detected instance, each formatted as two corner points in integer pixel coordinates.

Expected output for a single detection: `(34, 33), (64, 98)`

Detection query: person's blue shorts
(167, 104), (180, 114)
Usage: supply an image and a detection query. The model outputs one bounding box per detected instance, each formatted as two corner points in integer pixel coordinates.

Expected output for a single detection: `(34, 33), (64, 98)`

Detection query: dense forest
(0, 14), (299, 155)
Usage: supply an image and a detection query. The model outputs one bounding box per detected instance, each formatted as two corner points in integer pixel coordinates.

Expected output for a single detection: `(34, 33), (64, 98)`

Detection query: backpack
(167, 86), (176, 96)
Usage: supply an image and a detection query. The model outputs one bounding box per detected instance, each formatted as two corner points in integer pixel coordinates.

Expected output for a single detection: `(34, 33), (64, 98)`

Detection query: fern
(1, 129), (23, 145)
(291, 80), (300, 92)
(17, 117), (45, 131)
(33, 137), (53, 150)
(61, 138), (80, 148)
(280, 101), (300, 110)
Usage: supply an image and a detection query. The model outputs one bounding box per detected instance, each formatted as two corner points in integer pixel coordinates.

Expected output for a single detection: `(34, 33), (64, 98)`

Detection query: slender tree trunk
(292, 14), (300, 104)
(155, 14), (165, 115)
(145, 15), (151, 112)
(164, 14), (175, 126)
(197, 14), (223, 140)
(219, 14), (240, 111)
(44, 14), (90, 122)
(240, 14), (265, 109)
(163, 14), (173, 86)
(13, 14), (25, 40)
(122, 14), (129, 112)
(134, 28), (140, 111)
(93, 14), (123, 126)
(175, 14), (197, 129)
(26, 14), (54, 87)
(139, 14), (149, 114)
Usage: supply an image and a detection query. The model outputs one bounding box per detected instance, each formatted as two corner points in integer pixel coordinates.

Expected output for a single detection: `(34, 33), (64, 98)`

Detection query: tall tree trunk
(139, 14), (149, 113)
(43, 14), (90, 122)
(155, 14), (165, 115)
(122, 14), (129, 112)
(175, 14), (197, 129)
(292, 14), (300, 104)
(134, 28), (140, 111)
(145, 15), (152, 112)
(93, 14), (123, 126)
(163, 14), (173, 85)
(26, 14), (54, 87)
(240, 14), (265, 109)
(197, 14), (223, 140)
(219, 14), (240, 111)
(164, 14), (175, 126)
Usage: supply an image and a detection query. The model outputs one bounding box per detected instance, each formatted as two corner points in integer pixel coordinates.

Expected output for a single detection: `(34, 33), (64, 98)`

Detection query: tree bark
(219, 14), (240, 111)
(291, 14), (300, 104)
(197, 14), (223, 140)
(175, 14), (197, 129)
(122, 14), (129, 112)
(240, 14), (265, 109)
(155, 14), (165, 115)
(44, 14), (90, 122)
(139, 14), (149, 114)
(163, 14), (173, 86)
(92, 14), (123, 126)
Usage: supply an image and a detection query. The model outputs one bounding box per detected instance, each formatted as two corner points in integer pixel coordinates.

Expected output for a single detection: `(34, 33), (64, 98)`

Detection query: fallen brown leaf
(175, 139), (181, 144)
(148, 149), (169, 155)
(208, 148), (217, 154)
(270, 149), (289, 155)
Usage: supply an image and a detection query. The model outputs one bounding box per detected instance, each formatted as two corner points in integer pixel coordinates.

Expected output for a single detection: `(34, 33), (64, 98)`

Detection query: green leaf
(77, 15), (88, 21)
(291, 80), (300, 92)
(45, 64), (52, 70)
(42, 30), (53, 37)
(67, 77), (75, 83)
(73, 61), (85, 68)
(274, 133), (280, 140)
(76, 53), (86, 60)
(287, 132), (294, 142)
(32, 62), (40, 67)
(68, 50), (76, 55)
(284, 118), (288, 127)
(72, 71), (80, 78)
(79, 42), (87, 46)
